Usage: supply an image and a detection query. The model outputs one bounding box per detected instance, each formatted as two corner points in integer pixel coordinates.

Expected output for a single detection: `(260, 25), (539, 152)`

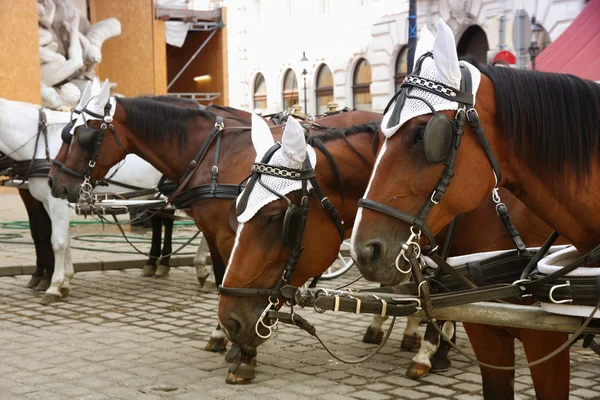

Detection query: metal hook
(255, 299), (280, 339)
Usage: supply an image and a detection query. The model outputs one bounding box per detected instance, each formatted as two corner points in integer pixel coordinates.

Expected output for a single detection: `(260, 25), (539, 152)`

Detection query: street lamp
(300, 51), (309, 115)
(529, 16), (543, 71)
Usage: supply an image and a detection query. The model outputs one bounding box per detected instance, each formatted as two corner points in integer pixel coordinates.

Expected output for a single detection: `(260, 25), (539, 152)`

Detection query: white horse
(0, 85), (209, 304)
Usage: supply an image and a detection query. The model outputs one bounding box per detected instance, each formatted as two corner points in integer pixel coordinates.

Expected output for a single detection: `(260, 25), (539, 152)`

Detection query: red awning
(536, 0), (600, 81)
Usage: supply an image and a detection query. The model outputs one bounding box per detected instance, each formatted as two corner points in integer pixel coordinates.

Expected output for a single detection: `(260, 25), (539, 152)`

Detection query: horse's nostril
(369, 241), (382, 263)
(47, 177), (52, 189)
(356, 239), (384, 266)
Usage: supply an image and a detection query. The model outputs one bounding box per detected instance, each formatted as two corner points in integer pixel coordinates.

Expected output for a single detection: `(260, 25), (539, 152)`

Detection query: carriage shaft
(414, 301), (600, 334)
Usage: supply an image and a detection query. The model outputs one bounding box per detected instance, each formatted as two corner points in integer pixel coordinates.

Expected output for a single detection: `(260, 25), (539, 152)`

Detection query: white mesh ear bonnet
(381, 19), (481, 138)
(71, 79), (116, 134)
(237, 116), (317, 223)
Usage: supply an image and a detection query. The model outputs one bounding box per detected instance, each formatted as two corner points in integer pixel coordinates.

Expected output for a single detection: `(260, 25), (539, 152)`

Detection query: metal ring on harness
(549, 281), (573, 304)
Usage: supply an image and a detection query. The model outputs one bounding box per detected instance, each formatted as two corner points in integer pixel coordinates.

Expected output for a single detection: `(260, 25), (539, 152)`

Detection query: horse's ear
(91, 77), (102, 95)
(413, 26), (435, 70)
(75, 81), (92, 112)
(90, 79), (111, 108)
(433, 18), (461, 88)
(281, 116), (306, 165)
(251, 112), (275, 161)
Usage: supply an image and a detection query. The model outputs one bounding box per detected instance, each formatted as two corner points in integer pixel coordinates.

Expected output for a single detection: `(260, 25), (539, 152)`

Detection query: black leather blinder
(77, 127), (101, 152)
(282, 204), (303, 248)
(61, 123), (73, 145)
(423, 113), (454, 164)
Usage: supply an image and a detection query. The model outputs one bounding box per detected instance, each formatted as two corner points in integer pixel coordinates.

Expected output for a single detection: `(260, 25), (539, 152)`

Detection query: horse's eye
(413, 127), (426, 144)
(266, 214), (284, 224)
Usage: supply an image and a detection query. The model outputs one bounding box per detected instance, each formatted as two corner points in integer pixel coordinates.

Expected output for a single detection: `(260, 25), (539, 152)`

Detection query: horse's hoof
(362, 326), (384, 344)
(155, 265), (170, 277)
(205, 336), (228, 353)
(225, 370), (255, 385)
(59, 287), (71, 298)
(35, 279), (51, 292)
(197, 271), (210, 287)
(401, 334), (422, 352)
(430, 355), (452, 372)
(225, 357), (256, 384)
(40, 293), (61, 306)
(141, 265), (156, 277)
(26, 276), (42, 289)
(406, 361), (430, 379)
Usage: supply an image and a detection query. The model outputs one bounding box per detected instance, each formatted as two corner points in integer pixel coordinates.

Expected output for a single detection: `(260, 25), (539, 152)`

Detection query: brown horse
(218, 110), (571, 395)
(52, 85), (381, 355)
(351, 20), (595, 399)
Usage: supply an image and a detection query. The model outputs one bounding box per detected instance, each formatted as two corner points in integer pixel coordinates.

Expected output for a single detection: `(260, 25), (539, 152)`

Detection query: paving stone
(0, 264), (598, 400)
(571, 388), (600, 399)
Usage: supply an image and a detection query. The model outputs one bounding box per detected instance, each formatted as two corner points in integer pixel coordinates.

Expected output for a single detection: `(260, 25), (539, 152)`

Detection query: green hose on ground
(0, 221), (199, 255)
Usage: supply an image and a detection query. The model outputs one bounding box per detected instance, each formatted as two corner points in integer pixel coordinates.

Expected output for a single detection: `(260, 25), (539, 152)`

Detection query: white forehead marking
(350, 139), (387, 260)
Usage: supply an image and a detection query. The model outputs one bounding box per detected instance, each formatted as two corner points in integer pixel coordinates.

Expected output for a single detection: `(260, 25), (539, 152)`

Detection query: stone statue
(38, 0), (121, 110)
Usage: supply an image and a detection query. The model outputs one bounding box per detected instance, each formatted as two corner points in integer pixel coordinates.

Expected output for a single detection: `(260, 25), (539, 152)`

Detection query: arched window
(315, 64), (334, 114)
(282, 69), (299, 111)
(394, 46), (408, 92)
(352, 58), (372, 111)
(253, 73), (267, 112)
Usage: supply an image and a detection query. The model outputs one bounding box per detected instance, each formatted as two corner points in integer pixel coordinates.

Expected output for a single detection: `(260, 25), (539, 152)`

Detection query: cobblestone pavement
(2, 266), (600, 400)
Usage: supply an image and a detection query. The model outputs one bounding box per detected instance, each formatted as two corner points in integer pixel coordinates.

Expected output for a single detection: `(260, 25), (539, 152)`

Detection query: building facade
(223, 0), (587, 114)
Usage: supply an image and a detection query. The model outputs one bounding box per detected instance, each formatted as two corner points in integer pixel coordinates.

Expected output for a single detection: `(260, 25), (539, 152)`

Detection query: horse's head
(58, 80), (131, 202)
(218, 114), (343, 347)
(351, 19), (498, 284)
(49, 78), (102, 197)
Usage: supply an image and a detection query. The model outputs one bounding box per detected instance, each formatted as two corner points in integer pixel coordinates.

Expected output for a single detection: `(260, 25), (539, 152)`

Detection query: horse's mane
(308, 120), (380, 204)
(471, 59), (600, 181)
(145, 95), (202, 108)
(207, 104), (250, 124)
(116, 97), (215, 149)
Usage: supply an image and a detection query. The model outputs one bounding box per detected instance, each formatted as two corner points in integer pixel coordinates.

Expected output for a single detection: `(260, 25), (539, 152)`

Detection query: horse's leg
(17, 190), (51, 289)
(407, 320), (452, 379)
(142, 214), (161, 277)
(520, 329), (570, 400)
(463, 323), (516, 400)
(401, 315), (423, 351)
(204, 235), (229, 353)
(430, 321), (455, 372)
(156, 211), (175, 277)
(36, 199), (55, 291)
(40, 195), (71, 305)
(194, 236), (211, 286)
(363, 315), (388, 344)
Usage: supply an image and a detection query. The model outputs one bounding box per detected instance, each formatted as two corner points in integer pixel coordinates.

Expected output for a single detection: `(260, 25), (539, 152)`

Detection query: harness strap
(210, 131), (222, 193)
(411, 257), (435, 318)
(467, 109), (502, 185)
(428, 252), (478, 290)
(496, 203), (526, 252)
(308, 176), (345, 241)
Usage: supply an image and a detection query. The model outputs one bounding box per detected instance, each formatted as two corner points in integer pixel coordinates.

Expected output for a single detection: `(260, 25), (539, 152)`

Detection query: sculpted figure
(38, 0), (121, 109)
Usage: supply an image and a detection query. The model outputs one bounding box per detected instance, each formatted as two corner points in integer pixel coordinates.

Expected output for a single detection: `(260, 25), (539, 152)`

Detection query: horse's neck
(507, 159), (600, 251)
(120, 109), (213, 183)
(317, 134), (375, 225)
(0, 100), (69, 161)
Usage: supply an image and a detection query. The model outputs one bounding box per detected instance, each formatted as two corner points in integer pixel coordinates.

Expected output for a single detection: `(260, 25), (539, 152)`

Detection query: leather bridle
(218, 141), (345, 300)
(358, 53), (503, 262)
